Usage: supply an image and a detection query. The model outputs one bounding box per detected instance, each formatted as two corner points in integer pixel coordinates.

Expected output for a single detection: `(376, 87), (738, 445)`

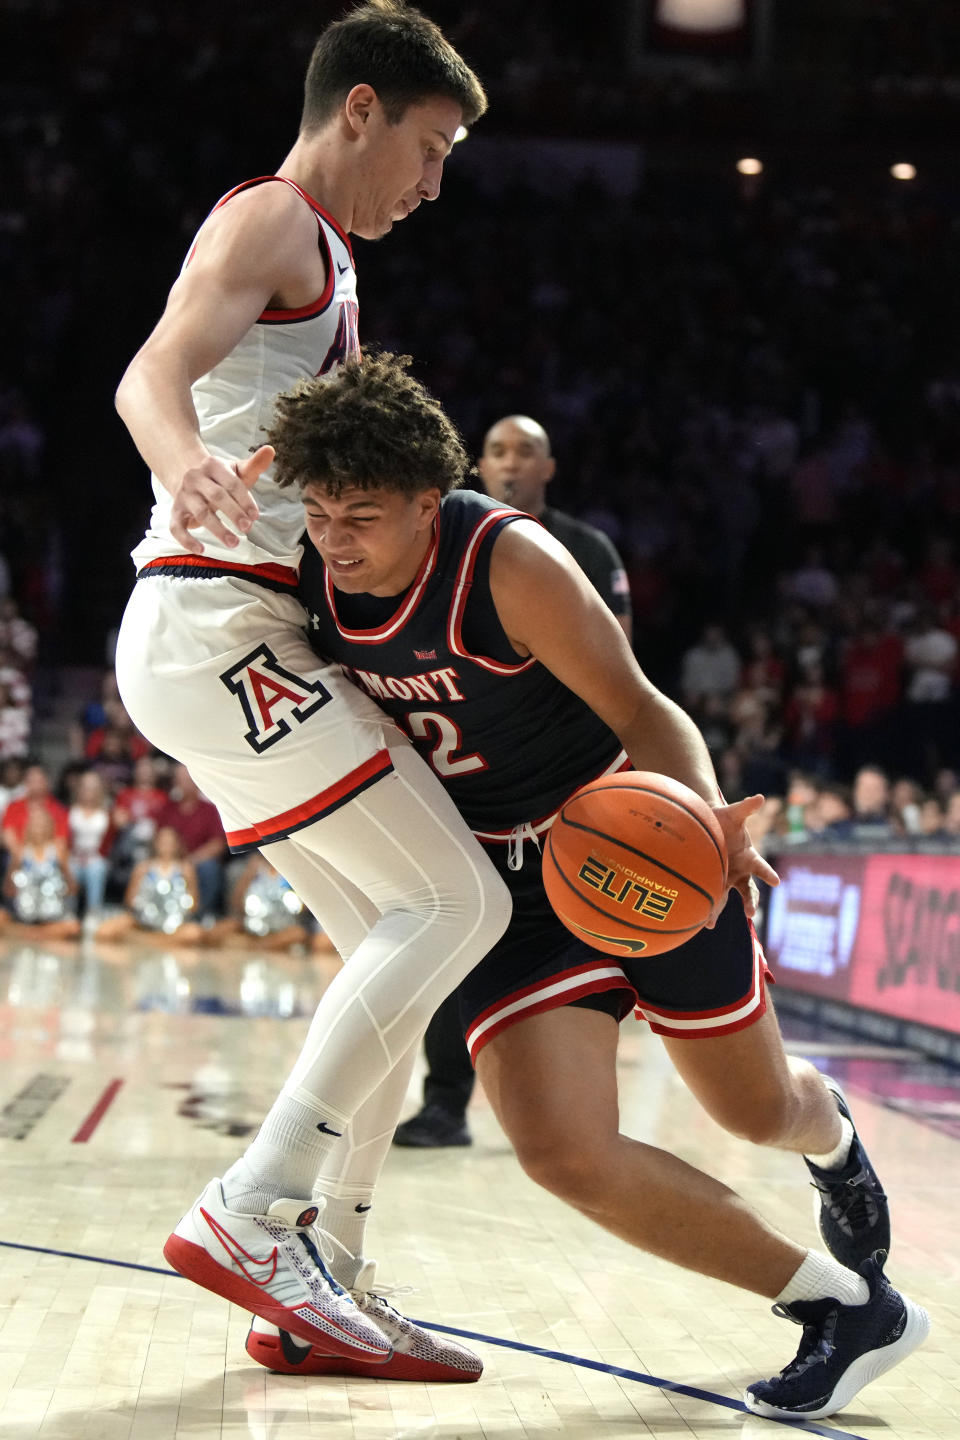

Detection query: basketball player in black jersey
(395, 413), (633, 1147)
(266, 353), (926, 1421)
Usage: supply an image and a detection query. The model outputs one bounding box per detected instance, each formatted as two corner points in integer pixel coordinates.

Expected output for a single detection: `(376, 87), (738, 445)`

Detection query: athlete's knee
(427, 864), (510, 950)
(512, 1128), (614, 1207)
(718, 1085), (798, 1147)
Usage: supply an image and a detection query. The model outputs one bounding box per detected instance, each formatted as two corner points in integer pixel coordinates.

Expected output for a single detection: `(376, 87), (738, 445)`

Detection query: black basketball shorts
(461, 838), (772, 1064)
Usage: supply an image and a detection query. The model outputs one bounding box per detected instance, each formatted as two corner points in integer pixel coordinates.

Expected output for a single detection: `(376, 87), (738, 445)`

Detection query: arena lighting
(656, 0), (746, 30)
(890, 162), (917, 181)
(454, 125), (468, 144)
(736, 157), (763, 176)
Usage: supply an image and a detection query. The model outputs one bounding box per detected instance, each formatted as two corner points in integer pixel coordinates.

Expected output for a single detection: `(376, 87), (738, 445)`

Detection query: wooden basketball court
(1, 933), (957, 1439)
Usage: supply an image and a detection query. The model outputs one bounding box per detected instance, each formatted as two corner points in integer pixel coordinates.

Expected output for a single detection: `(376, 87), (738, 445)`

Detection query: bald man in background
(479, 415), (633, 640)
(394, 414), (633, 1147)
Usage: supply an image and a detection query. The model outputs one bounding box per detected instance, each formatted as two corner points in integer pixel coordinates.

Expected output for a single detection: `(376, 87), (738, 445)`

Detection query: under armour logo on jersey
(221, 644), (333, 753)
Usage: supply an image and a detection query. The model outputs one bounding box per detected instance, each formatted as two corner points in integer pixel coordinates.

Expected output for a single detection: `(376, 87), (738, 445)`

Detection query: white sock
(315, 1185), (374, 1287)
(221, 1091), (348, 1213)
(805, 1114), (855, 1171)
(220, 1156), (284, 1215)
(777, 1249), (869, 1308)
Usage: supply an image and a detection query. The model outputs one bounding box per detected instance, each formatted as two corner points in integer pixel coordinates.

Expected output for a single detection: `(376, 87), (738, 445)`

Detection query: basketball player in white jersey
(113, 3), (511, 1376)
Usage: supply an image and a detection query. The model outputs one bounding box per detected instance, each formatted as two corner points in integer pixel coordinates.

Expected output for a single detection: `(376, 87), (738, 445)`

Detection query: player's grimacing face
(352, 96), (463, 241)
(302, 483), (441, 597)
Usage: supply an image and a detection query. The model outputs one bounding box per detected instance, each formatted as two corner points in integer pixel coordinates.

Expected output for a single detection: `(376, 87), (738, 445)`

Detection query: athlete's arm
(115, 184), (324, 552)
(488, 521), (778, 909)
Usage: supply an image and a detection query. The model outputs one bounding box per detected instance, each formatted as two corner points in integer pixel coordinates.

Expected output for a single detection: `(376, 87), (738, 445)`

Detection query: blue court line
(0, 1238), (867, 1440)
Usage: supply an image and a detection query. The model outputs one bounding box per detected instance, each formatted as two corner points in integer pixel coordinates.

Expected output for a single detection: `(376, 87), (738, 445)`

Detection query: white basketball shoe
(163, 1179), (392, 1361)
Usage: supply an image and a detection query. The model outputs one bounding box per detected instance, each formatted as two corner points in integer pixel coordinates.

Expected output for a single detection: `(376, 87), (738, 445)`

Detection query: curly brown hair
(267, 352), (470, 498)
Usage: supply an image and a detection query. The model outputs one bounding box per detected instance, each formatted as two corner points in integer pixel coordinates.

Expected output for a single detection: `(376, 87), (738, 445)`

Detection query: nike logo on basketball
(316, 1120), (342, 1136)
(201, 1208), (278, 1285)
(355, 1203), (372, 1213)
(575, 923), (648, 954)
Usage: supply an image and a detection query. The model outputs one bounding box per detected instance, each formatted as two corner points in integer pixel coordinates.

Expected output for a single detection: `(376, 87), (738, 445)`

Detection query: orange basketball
(542, 771), (728, 958)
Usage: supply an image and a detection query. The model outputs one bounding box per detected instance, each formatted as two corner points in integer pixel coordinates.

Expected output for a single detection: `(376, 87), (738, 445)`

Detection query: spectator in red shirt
(113, 755), (168, 839)
(740, 626), (786, 706)
(783, 660), (839, 776)
(109, 755), (171, 890)
(917, 537), (959, 608)
(836, 612), (903, 776)
(156, 763), (227, 917)
(2, 763), (69, 852)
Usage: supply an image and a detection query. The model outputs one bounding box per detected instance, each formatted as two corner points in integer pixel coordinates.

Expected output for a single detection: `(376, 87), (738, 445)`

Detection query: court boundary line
(0, 1238), (869, 1438)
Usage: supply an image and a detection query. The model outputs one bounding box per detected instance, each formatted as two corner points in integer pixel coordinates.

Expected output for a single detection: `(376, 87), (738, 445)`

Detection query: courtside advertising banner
(764, 852), (960, 1037)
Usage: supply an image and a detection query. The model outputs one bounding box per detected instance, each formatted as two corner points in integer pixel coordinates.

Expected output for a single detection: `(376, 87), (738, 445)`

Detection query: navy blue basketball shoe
(744, 1254), (930, 1420)
(806, 1076), (891, 1269)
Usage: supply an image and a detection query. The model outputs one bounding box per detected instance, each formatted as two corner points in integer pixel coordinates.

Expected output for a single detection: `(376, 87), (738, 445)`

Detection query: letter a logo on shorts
(221, 644), (333, 753)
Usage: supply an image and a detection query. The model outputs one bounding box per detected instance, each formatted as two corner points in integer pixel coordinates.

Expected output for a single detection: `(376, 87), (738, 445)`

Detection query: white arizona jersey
(131, 176), (360, 575)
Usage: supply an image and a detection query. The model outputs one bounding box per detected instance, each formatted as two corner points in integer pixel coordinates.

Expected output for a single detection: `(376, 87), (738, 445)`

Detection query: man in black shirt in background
(395, 413), (633, 1147)
(481, 414), (633, 640)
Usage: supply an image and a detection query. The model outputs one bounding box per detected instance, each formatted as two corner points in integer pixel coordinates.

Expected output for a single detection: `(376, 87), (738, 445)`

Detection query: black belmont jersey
(299, 491), (625, 837)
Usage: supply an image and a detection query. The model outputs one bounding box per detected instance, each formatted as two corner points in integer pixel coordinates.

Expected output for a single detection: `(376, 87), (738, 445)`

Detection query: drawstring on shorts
(506, 821), (542, 872)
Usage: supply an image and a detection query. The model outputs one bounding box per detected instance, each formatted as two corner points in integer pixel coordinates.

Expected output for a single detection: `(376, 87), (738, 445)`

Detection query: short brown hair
(301, 0), (487, 132)
(268, 351), (470, 498)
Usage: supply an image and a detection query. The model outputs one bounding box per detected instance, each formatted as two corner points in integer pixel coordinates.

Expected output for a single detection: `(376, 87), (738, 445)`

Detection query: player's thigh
(116, 579), (392, 825)
(659, 1002), (800, 1143)
(476, 1004), (621, 1166)
(289, 739), (510, 926)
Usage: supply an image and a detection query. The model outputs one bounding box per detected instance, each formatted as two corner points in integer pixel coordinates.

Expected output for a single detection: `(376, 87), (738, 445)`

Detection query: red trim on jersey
(260, 178), (336, 319)
(472, 751), (631, 842)
(137, 555), (299, 587)
(637, 921), (771, 1039)
(465, 962), (638, 1063)
(324, 524), (440, 644)
(188, 176), (351, 320)
(447, 509), (537, 675)
(224, 749), (394, 851)
(207, 176), (355, 262)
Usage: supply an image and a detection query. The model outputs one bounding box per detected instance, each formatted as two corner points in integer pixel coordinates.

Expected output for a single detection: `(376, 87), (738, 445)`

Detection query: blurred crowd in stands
(2, 1), (959, 940)
(1, 646), (957, 938)
(0, 681), (326, 946)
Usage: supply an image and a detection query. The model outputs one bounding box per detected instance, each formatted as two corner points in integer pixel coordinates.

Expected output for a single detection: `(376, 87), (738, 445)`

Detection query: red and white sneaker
(245, 1270), (483, 1382)
(163, 1179), (392, 1362)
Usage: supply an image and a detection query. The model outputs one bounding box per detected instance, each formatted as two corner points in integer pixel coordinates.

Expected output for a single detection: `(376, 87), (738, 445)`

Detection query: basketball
(542, 771), (728, 958)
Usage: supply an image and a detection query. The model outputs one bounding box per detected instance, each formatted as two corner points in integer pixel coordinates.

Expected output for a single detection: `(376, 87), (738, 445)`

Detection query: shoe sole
(245, 1328), (482, 1381)
(744, 1299), (932, 1421)
(163, 1233), (392, 1361)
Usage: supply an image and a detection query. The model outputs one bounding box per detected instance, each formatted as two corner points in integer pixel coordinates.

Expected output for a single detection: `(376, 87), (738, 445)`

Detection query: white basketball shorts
(116, 571), (411, 848)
